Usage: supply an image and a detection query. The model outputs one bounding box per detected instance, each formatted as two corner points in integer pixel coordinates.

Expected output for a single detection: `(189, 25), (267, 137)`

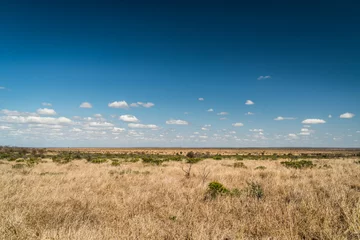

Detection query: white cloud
(201, 127), (209, 131)
(302, 119), (326, 124)
(340, 112), (355, 119)
(108, 101), (129, 109)
(94, 114), (102, 118)
(250, 129), (263, 132)
(274, 116), (296, 121)
(198, 98), (204, 101)
(37, 108), (57, 115)
(328, 115), (332, 118)
(119, 114), (139, 122)
(245, 112), (254, 115)
(0, 116), (72, 125)
(0, 86), (5, 90)
(42, 102), (52, 106)
(207, 108), (214, 112)
(80, 102), (92, 108)
(299, 132), (310, 136)
(128, 123), (158, 129)
(112, 127), (126, 132)
(288, 133), (298, 138)
(166, 119), (189, 125)
(131, 102), (155, 108)
(140, 102), (155, 108)
(1, 109), (21, 116)
(130, 103), (139, 107)
(217, 112), (229, 115)
(245, 100), (254, 105)
(88, 122), (114, 127)
(199, 136), (208, 139)
(232, 122), (244, 127)
(0, 125), (11, 130)
(301, 128), (309, 132)
(70, 128), (82, 132)
(257, 76), (271, 80)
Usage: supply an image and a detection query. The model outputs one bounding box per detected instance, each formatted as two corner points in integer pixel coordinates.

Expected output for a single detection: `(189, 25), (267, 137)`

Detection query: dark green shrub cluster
(245, 181), (264, 200)
(281, 160), (315, 169)
(206, 181), (230, 199)
(233, 162), (247, 168)
(255, 166), (266, 170)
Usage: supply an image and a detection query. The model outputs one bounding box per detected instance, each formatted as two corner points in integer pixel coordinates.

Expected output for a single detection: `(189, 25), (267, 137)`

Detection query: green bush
(206, 181), (230, 199)
(255, 166), (266, 170)
(281, 160), (315, 169)
(234, 162), (247, 168)
(245, 181), (264, 200)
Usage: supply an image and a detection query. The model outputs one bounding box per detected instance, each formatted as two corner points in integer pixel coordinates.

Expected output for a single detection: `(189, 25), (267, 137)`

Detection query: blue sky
(0, 0), (359, 147)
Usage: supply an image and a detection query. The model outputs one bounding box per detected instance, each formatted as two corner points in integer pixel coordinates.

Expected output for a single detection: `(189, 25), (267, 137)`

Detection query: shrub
(186, 151), (195, 158)
(245, 181), (264, 200)
(281, 160), (315, 169)
(90, 158), (107, 164)
(12, 163), (26, 169)
(255, 166), (266, 170)
(234, 162), (247, 168)
(206, 181), (230, 199)
(354, 160), (360, 165)
(212, 155), (222, 160)
(111, 161), (121, 166)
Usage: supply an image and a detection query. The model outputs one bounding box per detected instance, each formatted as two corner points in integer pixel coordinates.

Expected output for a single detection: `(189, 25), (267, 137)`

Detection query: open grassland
(0, 147), (360, 239)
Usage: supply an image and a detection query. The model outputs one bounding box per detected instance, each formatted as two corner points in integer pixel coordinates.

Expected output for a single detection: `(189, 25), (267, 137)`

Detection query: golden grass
(1, 158), (359, 239)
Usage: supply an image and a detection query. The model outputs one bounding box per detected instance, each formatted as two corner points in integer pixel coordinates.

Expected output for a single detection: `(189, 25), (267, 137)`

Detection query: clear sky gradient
(0, 0), (359, 147)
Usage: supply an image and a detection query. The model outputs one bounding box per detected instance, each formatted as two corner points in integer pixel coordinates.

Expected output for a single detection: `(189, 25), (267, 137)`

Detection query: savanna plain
(1, 147), (360, 240)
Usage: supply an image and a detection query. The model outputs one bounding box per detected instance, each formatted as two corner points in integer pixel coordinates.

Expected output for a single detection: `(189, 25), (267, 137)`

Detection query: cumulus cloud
(250, 129), (263, 132)
(232, 122), (244, 127)
(37, 108), (57, 115)
(301, 128), (309, 132)
(42, 102), (52, 106)
(288, 133), (298, 138)
(201, 127), (209, 131)
(217, 112), (229, 115)
(302, 119), (326, 124)
(198, 98), (204, 101)
(128, 123), (158, 129)
(0, 125), (11, 130)
(130, 102), (155, 108)
(0, 116), (72, 125)
(340, 112), (355, 119)
(257, 76), (271, 80)
(328, 115), (332, 118)
(80, 102), (92, 108)
(166, 119), (189, 125)
(70, 128), (82, 132)
(112, 127), (126, 132)
(245, 100), (254, 105)
(94, 114), (102, 118)
(119, 114), (139, 122)
(299, 132), (310, 136)
(88, 122), (114, 127)
(274, 116), (296, 121)
(207, 108), (214, 112)
(245, 112), (254, 115)
(108, 101), (129, 109)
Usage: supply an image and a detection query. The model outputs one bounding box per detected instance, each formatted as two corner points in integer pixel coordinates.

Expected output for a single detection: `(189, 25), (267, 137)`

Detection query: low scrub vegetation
(281, 160), (316, 169)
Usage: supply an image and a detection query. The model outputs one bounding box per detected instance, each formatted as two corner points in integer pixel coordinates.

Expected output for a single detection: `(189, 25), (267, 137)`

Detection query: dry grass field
(0, 148), (360, 239)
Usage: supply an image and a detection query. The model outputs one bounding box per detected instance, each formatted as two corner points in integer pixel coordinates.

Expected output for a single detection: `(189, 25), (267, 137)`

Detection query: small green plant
(12, 163), (26, 169)
(111, 161), (121, 166)
(281, 160), (315, 169)
(245, 181), (264, 200)
(234, 162), (247, 168)
(319, 164), (332, 169)
(206, 181), (230, 199)
(90, 158), (107, 164)
(255, 166), (266, 170)
(212, 155), (222, 160)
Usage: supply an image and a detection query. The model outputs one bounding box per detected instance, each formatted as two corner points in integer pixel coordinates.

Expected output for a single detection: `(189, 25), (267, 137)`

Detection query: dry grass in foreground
(1, 156), (360, 239)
